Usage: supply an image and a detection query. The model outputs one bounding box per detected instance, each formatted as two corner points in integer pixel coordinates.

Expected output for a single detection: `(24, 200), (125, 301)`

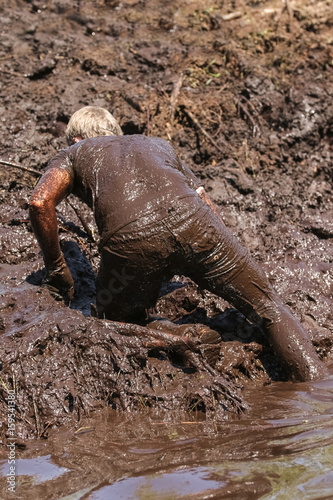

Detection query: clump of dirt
(0, 0), (333, 440)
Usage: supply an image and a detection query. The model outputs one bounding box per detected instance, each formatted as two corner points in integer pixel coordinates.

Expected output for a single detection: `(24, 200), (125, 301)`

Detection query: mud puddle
(1, 366), (333, 499)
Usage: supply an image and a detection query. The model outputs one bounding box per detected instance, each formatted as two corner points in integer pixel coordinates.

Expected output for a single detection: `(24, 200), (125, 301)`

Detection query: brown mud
(0, 0), (333, 453)
(2, 376), (333, 499)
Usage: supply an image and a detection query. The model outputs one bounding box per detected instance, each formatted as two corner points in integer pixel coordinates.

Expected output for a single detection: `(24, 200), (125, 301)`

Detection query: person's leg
(96, 215), (183, 322)
(96, 245), (164, 322)
(182, 208), (328, 381)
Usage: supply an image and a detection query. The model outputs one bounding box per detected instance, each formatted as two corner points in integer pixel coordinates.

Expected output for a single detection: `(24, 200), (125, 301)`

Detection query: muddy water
(1, 367), (333, 499)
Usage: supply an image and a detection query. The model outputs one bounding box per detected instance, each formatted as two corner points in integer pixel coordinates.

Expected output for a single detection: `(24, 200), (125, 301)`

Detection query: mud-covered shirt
(46, 135), (201, 246)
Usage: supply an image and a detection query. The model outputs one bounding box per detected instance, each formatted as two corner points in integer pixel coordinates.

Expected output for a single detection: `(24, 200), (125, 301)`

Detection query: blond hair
(65, 106), (123, 145)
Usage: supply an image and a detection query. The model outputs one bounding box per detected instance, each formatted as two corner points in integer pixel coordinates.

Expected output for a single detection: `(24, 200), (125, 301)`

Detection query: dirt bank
(0, 0), (332, 441)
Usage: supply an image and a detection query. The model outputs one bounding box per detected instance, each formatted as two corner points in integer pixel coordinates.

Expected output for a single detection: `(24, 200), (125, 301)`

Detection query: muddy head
(65, 106), (123, 145)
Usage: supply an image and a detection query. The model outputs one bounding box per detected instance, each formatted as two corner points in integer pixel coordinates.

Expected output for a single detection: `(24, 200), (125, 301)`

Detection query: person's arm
(29, 167), (74, 300)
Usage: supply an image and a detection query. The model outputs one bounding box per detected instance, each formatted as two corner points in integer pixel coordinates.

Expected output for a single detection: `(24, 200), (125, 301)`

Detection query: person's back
(48, 134), (199, 247)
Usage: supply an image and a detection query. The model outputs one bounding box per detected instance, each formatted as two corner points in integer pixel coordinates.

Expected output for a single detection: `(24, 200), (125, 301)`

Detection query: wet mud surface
(0, 0), (333, 492)
(1, 375), (333, 499)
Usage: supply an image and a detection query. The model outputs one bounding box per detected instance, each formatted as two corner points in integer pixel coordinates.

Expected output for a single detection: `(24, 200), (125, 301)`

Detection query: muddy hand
(44, 256), (74, 301)
(168, 336), (220, 376)
(168, 335), (202, 355)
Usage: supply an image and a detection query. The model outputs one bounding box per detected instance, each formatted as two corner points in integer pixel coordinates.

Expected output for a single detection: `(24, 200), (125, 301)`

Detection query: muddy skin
(30, 135), (327, 381)
(0, 0), (333, 454)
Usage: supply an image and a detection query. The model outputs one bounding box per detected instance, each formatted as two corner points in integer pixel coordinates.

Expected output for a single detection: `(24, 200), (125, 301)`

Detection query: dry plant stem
(0, 68), (23, 77)
(66, 196), (96, 242)
(285, 0), (294, 28)
(234, 98), (260, 137)
(276, 0), (293, 31)
(222, 11), (242, 21)
(33, 399), (40, 435)
(39, 421), (52, 438)
(170, 73), (184, 119)
(182, 107), (230, 155)
(0, 159), (41, 176)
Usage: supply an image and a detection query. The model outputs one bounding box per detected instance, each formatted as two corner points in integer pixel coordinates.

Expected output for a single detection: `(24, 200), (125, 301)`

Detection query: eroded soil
(0, 0), (333, 442)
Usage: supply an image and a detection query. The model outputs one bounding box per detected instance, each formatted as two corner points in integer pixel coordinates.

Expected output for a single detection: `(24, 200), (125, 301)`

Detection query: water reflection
(1, 372), (332, 499)
(0, 454), (68, 485)
(86, 468), (227, 500)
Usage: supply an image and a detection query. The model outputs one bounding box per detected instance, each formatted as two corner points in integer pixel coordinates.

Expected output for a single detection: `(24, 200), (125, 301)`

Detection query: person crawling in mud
(29, 106), (328, 383)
